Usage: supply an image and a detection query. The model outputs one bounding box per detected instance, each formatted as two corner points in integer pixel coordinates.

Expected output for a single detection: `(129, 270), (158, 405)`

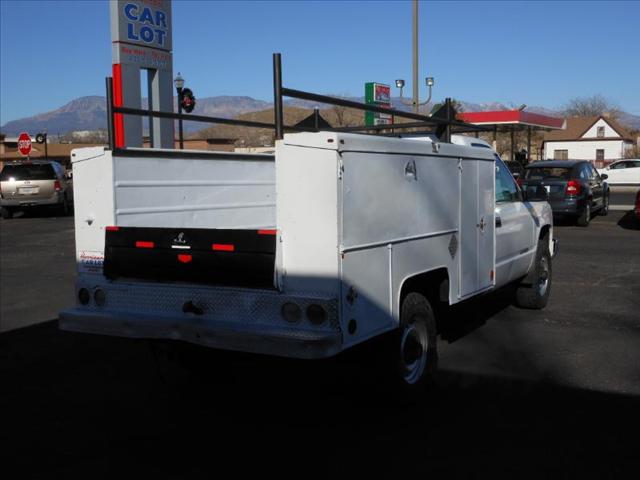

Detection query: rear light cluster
(566, 180), (581, 196)
(54, 180), (62, 192)
(281, 302), (327, 325)
(78, 288), (106, 307)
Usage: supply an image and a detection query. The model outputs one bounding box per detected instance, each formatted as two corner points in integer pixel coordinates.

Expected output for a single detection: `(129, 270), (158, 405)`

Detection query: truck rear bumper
(60, 309), (342, 359)
(59, 281), (341, 360)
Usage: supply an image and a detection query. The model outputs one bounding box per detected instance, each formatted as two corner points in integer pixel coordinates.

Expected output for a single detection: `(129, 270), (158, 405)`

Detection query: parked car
(635, 189), (640, 223)
(520, 160), (609, 227)
(0, 160), (73, 219)
(504, 160), (525, 180)
(597, 159), (640, 186)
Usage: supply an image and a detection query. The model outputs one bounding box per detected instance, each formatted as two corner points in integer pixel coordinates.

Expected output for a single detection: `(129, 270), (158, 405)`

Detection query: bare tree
(331, 104), (349, 127)
(327, 93), (354, 127)
(624, 142), (639, 159)
(563, 95), (621, 118)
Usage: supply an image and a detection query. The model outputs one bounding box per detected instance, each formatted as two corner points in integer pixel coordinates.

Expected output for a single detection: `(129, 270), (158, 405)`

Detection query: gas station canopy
(458, 110), (566, 131)
(458, 110), (566, 162)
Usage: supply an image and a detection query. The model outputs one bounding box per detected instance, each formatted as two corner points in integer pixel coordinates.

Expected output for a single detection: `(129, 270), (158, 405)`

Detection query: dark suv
(0, 160), (73, 219)
(520, 160), (609, 227)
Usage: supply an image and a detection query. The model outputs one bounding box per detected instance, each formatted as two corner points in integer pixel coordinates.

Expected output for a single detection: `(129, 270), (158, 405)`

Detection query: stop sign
(18, 132), (32, 156)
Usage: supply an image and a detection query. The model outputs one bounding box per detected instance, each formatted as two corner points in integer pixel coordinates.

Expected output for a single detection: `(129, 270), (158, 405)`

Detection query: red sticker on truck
(79, 251), (105, 274)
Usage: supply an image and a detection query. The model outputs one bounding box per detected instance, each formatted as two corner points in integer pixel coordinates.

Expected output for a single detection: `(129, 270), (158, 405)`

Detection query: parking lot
(1, 204), (639, 477)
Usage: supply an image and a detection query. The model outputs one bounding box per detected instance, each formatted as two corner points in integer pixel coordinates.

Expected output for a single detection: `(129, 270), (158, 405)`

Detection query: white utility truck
(60, 132), (556, 389)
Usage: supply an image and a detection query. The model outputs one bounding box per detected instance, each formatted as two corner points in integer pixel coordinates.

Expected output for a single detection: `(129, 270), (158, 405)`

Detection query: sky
(1, 0), (639, 124)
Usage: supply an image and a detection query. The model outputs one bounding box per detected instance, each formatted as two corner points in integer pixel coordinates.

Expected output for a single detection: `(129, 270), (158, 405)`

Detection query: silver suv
(0, 160), (73, 219)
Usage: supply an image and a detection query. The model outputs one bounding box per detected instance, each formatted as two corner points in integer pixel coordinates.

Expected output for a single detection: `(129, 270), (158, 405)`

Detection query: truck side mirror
(524, 185), (549, 202)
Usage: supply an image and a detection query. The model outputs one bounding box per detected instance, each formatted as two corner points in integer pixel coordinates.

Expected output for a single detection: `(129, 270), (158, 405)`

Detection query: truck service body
(61, 132), (556, 386)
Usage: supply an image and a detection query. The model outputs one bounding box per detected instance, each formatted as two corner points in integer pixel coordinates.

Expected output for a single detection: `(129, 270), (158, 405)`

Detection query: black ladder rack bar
(112, 105), (277, 130)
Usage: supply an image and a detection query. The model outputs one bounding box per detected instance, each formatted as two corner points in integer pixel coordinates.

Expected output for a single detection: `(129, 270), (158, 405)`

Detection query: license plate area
(18, 186), (39, 195)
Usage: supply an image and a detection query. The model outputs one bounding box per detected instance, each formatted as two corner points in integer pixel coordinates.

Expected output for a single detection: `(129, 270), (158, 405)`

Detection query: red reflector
(135, 241), (154, 249)
(106, 226), (119, 231)
(177, 254), (192, 264)
(212, 243), (235, 252)
(258, 229), (277, 235)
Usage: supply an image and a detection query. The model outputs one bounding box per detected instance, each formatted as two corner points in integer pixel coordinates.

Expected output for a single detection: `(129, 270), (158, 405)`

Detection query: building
(0, 137), (106, 170)
(542, 116), (636, 167)
(142, 137), (237, 151)
(0, 136), (238, 170)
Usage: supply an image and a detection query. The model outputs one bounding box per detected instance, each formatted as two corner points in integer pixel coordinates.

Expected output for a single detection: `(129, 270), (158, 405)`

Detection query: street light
(396, 76), (435, 109)
(394, 1), (434, 113)
(174, 72), (185, 149)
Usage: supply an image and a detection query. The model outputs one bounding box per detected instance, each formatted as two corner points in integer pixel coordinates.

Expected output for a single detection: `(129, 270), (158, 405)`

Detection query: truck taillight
(54, 180), (62, 192)
(566, 180), (581, 196)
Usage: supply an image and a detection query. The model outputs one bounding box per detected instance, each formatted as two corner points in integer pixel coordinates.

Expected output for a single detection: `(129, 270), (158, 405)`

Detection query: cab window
(495, 156), (521, 202)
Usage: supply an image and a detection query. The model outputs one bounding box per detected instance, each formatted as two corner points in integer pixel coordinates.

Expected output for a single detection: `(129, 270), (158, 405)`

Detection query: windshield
(524, 167), (572, 180)
(0, 164), (56, 181)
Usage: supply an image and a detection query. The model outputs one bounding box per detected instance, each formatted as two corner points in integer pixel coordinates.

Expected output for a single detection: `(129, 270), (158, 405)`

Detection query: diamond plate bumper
(60, 280), (342, 359)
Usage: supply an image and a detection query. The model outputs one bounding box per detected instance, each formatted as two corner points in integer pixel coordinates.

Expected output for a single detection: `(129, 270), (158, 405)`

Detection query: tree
(430, 98), (464, 116)
(624, 143), (639, 159)
(563, 95), (621, 118)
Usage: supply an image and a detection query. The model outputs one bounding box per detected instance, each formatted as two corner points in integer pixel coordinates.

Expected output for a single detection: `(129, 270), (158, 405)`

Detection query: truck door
(460, 158), (495, 298)
(494, 156), (535, 287)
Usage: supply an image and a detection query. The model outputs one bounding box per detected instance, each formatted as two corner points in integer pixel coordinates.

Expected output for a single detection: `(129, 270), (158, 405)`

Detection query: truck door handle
(496, 216), (502, 228)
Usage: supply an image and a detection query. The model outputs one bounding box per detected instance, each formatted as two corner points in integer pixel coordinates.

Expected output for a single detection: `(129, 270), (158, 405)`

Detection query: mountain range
(2, 95), (639, 137)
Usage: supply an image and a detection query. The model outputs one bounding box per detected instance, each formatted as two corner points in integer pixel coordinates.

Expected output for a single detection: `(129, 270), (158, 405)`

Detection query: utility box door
(459, 158), (495, 298)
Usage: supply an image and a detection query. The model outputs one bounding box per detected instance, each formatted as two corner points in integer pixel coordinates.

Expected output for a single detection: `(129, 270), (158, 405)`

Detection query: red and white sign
(18, 132), (32, 156)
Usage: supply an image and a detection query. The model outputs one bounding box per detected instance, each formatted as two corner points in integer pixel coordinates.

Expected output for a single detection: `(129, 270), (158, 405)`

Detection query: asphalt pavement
(1, 209), (639, 477)
(0, 213), (75, 332)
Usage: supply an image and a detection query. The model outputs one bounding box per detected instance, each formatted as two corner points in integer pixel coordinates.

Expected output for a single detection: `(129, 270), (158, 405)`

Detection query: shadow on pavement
(1, 320), (639, 477)
(617, 210), (640, 230)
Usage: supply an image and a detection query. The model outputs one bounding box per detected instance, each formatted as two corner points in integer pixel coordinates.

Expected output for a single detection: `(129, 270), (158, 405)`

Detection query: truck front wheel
(515, 239), (552, 309)
(396, 292), (438, 390)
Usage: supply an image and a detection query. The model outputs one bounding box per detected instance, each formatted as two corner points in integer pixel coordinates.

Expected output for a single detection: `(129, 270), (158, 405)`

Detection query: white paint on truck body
(63, 133), (553, 359)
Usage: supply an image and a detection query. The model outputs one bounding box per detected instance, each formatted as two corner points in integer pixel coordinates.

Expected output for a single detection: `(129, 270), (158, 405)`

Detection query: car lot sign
(111, 0), (173, 71)
(111, 1), (172, 52)
(18, 132), (32, 156)
(110, 0), (174, 149)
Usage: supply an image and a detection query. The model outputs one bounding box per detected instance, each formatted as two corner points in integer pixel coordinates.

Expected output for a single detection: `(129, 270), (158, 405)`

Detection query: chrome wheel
(400, 319), (429, 385)
(537, 256), (550, 297)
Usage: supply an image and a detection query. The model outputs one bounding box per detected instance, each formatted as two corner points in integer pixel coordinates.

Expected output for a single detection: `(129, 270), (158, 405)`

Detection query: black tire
(1, 207), (13, 220)
(600, 193), (609, 216)
(58, 196), (70, 217)
(388, 292), (439, 392)
(576, 200), (591, 227)
(515, 238), (552, 309)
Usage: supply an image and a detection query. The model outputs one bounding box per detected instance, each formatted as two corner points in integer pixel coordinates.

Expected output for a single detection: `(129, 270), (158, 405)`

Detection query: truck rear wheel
(395, 292), (438, 390)
(515, 239), (552, 309)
